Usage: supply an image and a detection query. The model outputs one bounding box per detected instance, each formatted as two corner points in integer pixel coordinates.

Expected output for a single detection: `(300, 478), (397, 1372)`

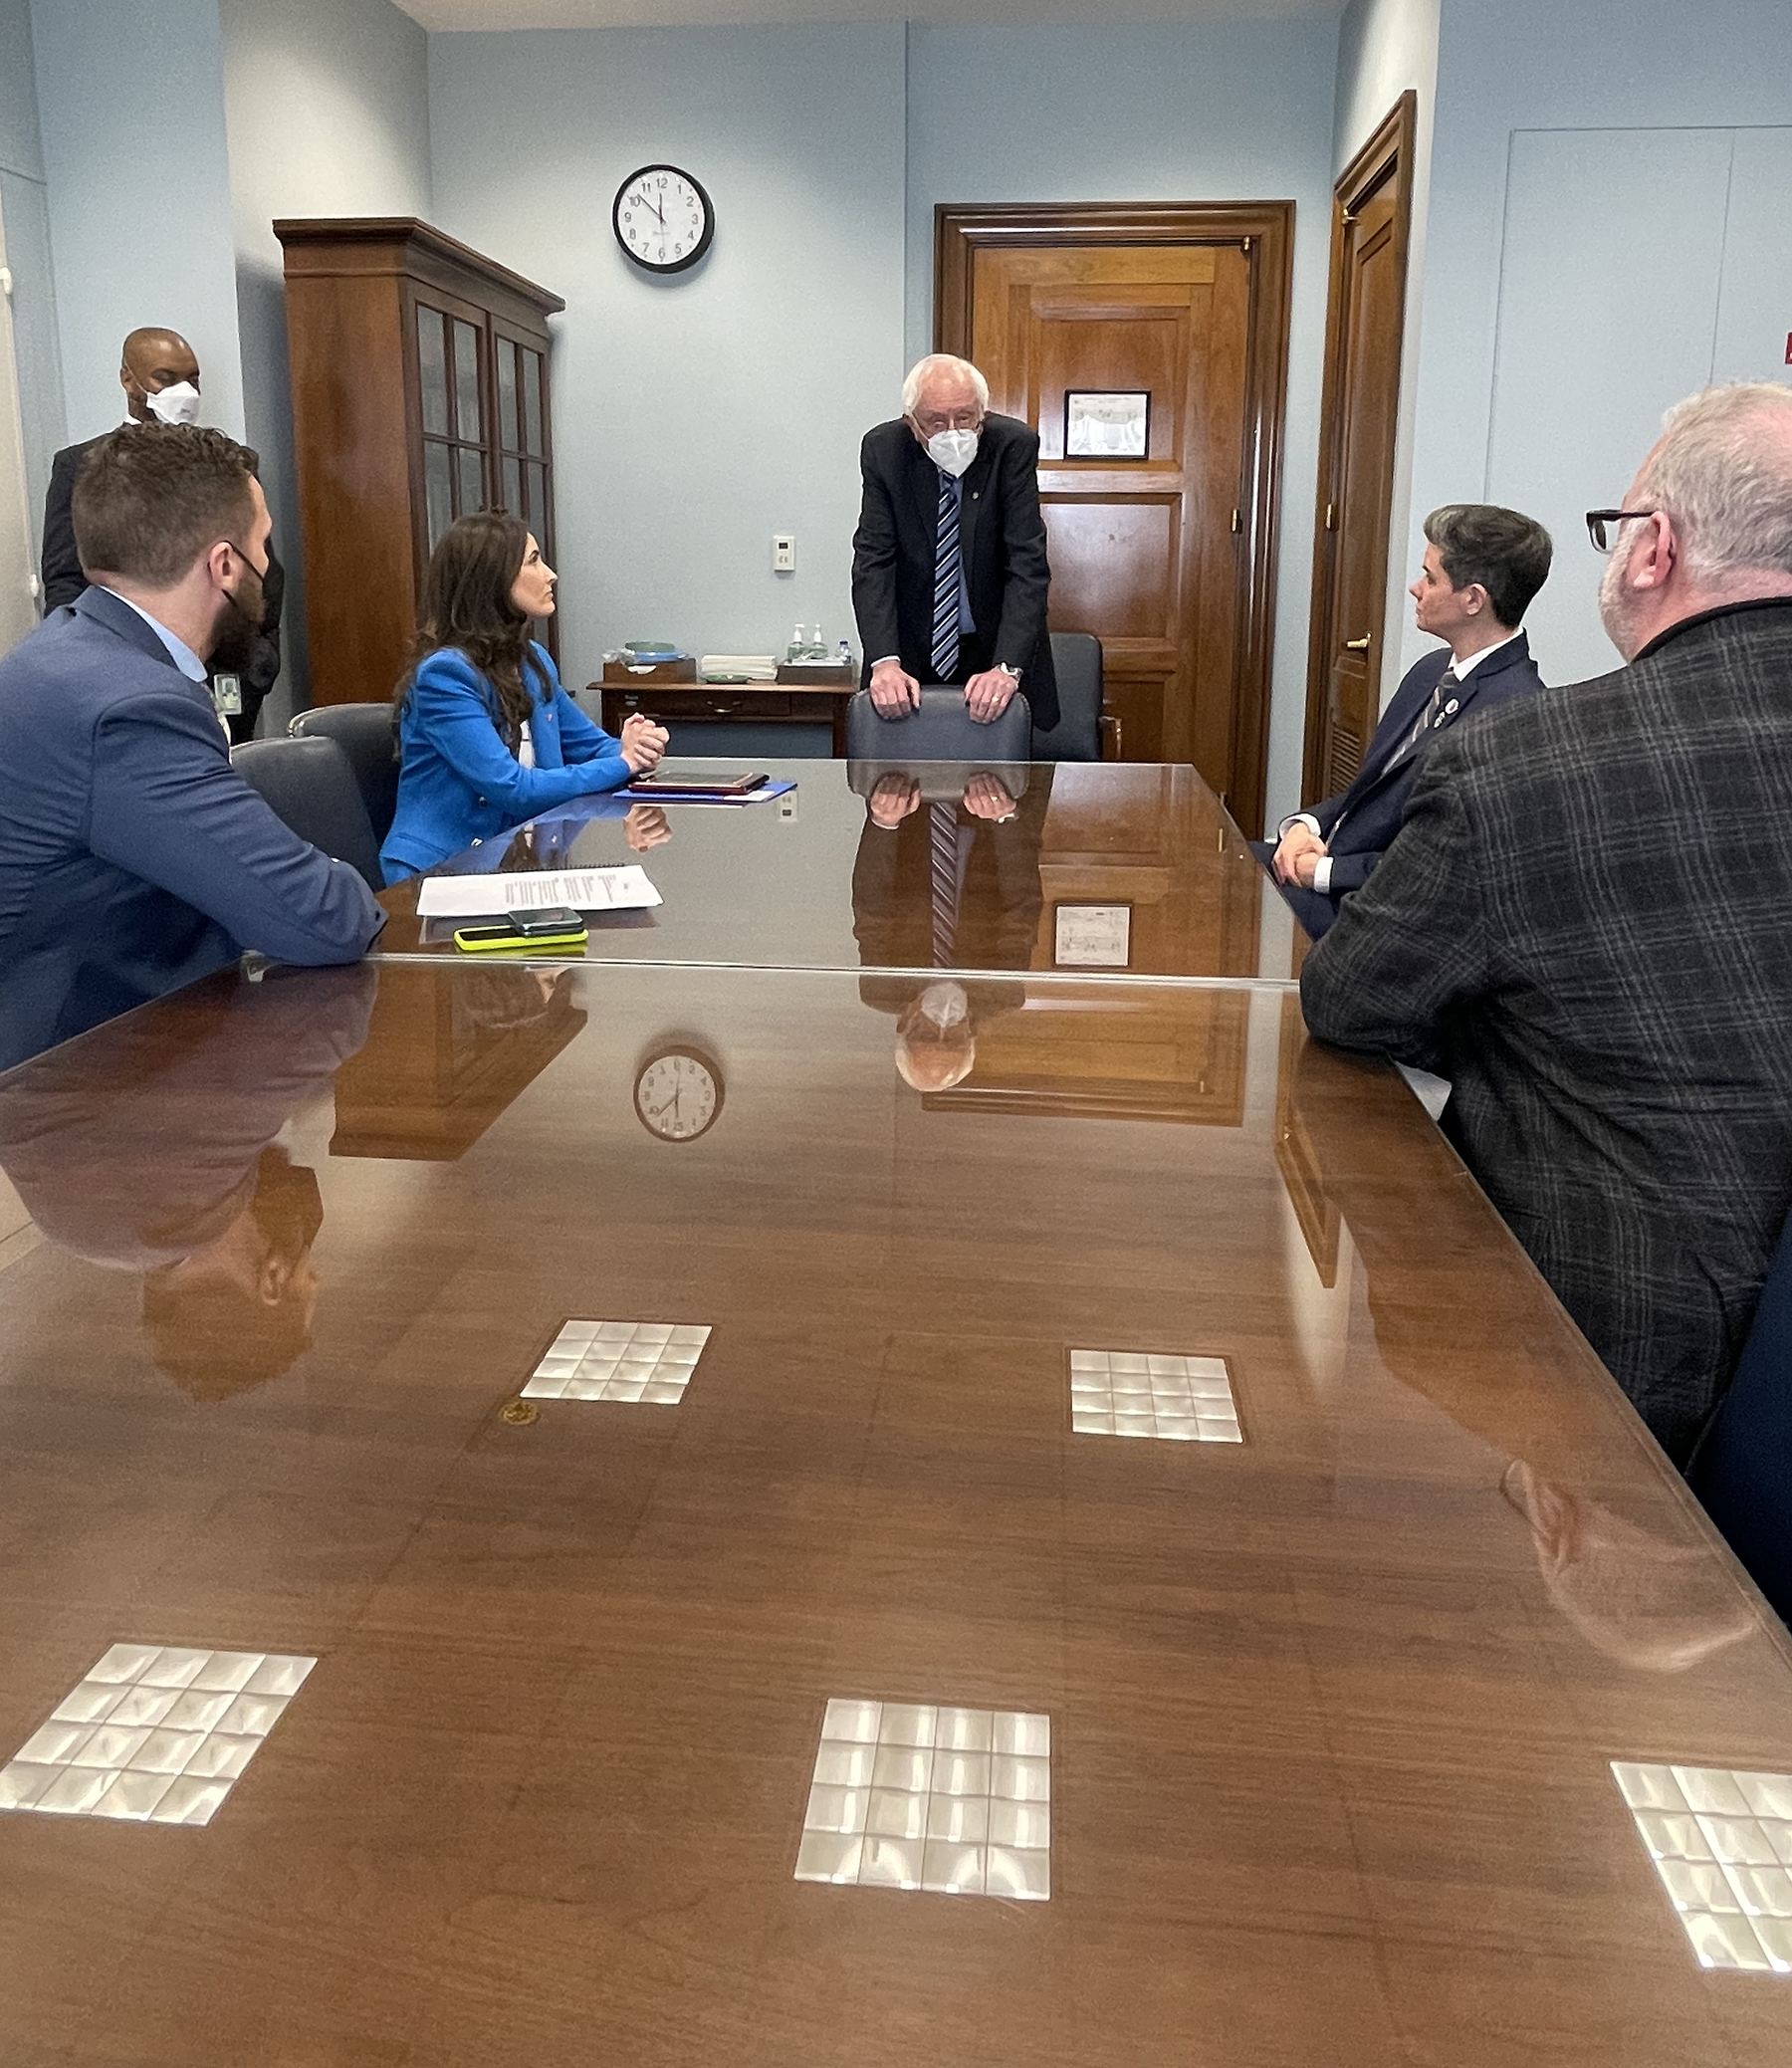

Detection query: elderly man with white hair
(1301, 382), (1792, 1467)
(850, 352), (1058, 733)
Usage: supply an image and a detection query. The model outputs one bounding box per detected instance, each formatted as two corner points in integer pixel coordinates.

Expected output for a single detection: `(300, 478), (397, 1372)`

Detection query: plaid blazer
(1300, 598), (1792, 1464)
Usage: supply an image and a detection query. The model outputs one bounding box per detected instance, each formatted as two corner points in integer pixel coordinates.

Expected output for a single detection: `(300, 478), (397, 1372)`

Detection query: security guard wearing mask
(40, 326), (287, 742)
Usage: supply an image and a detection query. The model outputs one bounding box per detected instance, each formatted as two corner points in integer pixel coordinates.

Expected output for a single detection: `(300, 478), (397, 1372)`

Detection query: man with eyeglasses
(1301, 381), (1792, 1467)
(851, 353), (1059, 734)
(0, 423), (382, 1069)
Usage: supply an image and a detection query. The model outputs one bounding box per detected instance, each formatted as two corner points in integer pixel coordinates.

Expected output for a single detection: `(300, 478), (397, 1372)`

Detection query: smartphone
(627, 772), (768, 796)
(453, 908), (587, 954)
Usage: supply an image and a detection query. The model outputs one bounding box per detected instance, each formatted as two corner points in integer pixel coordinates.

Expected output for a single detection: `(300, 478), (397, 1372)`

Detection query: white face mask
(145, 380), (201, 426)
(916, 980), (970, 1029)
(926, 427), (979, 478)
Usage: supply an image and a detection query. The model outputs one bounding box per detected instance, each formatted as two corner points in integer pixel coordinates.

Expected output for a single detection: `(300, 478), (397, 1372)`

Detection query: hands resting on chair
(867, 658), (1017, 724)
(866, 772), (1016, 828)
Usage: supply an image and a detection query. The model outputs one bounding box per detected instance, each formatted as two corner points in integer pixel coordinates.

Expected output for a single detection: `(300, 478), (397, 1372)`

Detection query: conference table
(2, 762), (1790, 2067)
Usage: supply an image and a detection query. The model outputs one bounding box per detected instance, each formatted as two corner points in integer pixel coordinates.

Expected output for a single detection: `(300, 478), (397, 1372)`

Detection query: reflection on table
(2, 958), (1788, 2063)
(372, 758), (1275, 982)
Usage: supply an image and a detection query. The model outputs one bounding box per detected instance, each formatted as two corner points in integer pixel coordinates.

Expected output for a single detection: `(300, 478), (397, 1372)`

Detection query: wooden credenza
(275, 216), (563, 707)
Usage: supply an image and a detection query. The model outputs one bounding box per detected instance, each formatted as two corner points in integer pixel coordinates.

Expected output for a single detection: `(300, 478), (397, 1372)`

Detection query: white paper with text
(415, 867), (663, 919)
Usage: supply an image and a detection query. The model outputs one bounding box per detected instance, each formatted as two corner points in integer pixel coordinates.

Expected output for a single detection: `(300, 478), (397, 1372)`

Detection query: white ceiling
(400, 0), (1340, 34)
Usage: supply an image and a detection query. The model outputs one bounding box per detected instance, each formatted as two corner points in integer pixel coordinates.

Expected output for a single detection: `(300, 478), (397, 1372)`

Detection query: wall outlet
(773, 534), (795, 573)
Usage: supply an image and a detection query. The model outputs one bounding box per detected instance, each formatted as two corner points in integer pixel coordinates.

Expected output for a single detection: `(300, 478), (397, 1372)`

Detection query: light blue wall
(1408, 0), (1792, 687)
(29, 0), (245, 444)
(220, 0), (432, 720)
(1, 0), (63, 565)
(1332, 0), (1439, 713)
(906, 19), (1339, 818)
(428, 24), (908, 698)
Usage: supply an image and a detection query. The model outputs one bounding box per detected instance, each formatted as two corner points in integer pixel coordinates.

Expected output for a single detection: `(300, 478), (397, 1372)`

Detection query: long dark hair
(398, 511), (537, 746)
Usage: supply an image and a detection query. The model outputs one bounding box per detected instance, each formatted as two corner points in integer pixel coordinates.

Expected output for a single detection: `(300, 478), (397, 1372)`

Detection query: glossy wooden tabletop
(373, 758), (1296, 982)
(2, 956), (1789, 2066)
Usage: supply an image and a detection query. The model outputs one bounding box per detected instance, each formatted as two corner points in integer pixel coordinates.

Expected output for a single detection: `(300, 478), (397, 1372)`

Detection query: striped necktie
(931, 473), (961, 684)
(1402, 663), (1459, 757)
(929, 802), (961, 966)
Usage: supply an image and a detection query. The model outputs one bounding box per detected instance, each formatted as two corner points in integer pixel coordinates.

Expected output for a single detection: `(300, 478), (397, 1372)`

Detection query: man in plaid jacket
(1301, 383), (1792, 1464)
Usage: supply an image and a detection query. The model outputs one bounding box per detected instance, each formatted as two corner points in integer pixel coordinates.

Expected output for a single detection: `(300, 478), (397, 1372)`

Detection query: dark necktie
(1401, 664), (1460, 757)
(932, 474), (961, 685)
(929, 803), (961, 966)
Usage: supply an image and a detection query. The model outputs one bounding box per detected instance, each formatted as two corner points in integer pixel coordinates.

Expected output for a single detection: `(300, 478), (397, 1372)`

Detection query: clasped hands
(618, 712), (669, 775)
(868, 658), (1017, 724)
(1271, 819), (1328, 890)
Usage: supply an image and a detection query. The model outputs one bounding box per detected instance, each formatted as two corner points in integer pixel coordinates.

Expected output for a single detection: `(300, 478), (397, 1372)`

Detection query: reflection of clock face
(612, 164), (715, 275)
(634, 1047), (723, 1142)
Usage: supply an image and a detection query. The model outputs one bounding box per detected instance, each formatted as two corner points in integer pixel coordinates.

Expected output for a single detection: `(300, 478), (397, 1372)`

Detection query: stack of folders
(698, 654), (778, 683)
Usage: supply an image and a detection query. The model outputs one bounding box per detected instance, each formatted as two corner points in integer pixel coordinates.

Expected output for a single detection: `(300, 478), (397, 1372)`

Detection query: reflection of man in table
(0, 964), (372, 1399)
(852, 768), (1051, 1088)
(1285, 1035), (1753, 1675)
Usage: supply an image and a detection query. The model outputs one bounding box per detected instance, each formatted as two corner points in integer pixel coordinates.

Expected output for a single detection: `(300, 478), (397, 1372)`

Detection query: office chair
(1690, 1204), (1792, 1626)
(1032, 632), (1105, 762)
(844, 685), (1033, 764)
(231, 735), (384, 893)
(289, 702), (401, 844)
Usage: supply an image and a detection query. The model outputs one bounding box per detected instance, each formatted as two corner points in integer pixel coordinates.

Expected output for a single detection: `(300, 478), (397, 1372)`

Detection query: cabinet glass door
(417, 301), (489, 552)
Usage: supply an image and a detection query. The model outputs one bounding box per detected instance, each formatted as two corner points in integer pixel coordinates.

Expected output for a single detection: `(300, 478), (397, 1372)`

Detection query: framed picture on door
(1065, 390), (1150, 459)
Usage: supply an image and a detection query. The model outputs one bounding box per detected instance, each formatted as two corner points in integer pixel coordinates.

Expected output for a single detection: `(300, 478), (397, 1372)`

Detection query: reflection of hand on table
(868, 774), (921, 828)
(962, 772), (1017, 821)
(624, 804), (672, 852)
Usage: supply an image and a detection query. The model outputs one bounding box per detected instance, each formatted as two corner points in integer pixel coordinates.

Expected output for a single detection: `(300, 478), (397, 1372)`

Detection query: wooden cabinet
(275, 217), (563, 707)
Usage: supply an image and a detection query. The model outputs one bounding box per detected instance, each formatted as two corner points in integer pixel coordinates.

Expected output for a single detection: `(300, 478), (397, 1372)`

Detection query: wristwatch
(996, 662), (1022, 682)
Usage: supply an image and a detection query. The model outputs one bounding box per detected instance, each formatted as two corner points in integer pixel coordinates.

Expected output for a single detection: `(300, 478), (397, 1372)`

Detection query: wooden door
(1303, 95), (1417, 801)
(937, 204), (1292, 835)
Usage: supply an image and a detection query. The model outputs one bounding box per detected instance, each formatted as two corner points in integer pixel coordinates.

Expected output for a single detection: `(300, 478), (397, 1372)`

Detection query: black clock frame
(612, 164), (716, 276)
(632, 1041), (726, 1143)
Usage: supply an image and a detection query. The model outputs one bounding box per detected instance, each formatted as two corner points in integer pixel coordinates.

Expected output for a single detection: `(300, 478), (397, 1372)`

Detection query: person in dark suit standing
(40, 327), (285, 743)
(851, 353), (1059, 735)
(1301, 382), (1792, 1465)
(1264, 503), (1552, 937)
(0, 422), (382, 1070)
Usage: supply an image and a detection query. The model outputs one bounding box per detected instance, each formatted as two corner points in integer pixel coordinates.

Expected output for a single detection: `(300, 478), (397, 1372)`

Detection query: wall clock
(634, 1044), (725, 1142)
(612, 164), (715, 275)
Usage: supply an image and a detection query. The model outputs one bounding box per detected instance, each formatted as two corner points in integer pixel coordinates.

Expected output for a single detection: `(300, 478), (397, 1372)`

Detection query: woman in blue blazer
(381, 512), (667, 882)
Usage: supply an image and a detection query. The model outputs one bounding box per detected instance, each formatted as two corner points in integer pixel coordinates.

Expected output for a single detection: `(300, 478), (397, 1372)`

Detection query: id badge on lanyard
(211, 672), (243, 720)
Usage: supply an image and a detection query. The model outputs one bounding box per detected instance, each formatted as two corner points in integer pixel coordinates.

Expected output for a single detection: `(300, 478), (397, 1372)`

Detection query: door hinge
(1241, 236), (1251, 254)
(1231, 508), (1242, 534)
(1325, 501), (1336, 530)
(1341, 211), (1360, 228)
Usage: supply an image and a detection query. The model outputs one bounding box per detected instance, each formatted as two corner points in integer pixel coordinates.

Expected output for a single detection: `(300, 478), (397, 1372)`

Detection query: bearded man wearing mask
(0, 423), (382, 1070)
(39, 327), (286, 742)
(851, 353), (1058, 732)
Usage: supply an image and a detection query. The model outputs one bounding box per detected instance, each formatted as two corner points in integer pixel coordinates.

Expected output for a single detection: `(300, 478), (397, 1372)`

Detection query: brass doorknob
(1344, 634), (1372, 651)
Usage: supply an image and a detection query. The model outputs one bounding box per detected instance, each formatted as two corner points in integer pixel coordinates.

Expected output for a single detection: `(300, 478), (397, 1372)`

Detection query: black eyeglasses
(1586, 509), (1657, 553)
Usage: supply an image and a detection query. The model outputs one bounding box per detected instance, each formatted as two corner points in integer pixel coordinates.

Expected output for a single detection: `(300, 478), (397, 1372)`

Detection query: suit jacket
(1304, 630), (1545, 894)
(850, 413), (1059, 733)
(41, 432), (286, 743)
(1299, 598), (1792, 1464)
(851, 770), (1052, 979)
(381, 642), (630, 882)
(0, 586), (384, 1071)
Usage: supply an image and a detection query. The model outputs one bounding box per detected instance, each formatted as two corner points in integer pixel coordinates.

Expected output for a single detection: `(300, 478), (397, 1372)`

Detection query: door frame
(935, 201), (1294, 837)
(1300, 92), (1418, 803)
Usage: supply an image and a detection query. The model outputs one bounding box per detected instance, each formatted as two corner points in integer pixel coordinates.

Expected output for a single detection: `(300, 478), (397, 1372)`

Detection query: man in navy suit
(1266, 504), (1553, 937)
(0, 422), (382, 1070)
(851, 354), (1059, 734)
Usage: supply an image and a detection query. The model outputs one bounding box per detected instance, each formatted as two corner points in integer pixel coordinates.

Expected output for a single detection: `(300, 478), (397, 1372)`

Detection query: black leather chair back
(1690, 1203), (1792, 1625)
(844, 686), (1033, 765)
(231, 736), (384, 892)
(1032, 632), (1103, 762)
(289, 702), (401, 843)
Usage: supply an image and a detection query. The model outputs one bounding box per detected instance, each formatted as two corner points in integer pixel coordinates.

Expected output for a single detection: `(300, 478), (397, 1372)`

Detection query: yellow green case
(452, 926), (589, 954)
